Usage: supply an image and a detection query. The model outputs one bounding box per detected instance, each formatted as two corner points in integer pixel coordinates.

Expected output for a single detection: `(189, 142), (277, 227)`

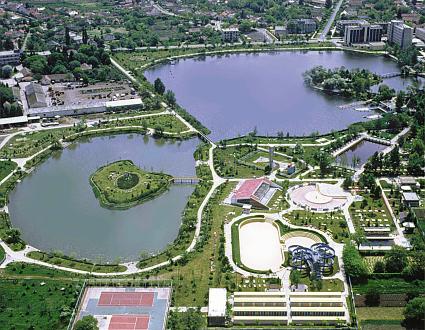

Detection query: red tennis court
(98, 292), (154, 307)
(108, 315), (150, 330)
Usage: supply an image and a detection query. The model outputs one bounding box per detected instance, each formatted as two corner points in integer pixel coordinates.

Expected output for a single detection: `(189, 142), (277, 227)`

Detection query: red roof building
(231, 178), (280, 209)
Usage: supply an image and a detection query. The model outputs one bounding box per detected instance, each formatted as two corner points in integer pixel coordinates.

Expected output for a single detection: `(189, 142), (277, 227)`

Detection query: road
(151, 1), (180, 17)
(318, 0), (344, 42)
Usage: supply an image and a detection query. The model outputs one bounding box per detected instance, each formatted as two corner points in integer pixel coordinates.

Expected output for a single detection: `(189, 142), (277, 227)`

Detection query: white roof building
(208, 288), (227, 318)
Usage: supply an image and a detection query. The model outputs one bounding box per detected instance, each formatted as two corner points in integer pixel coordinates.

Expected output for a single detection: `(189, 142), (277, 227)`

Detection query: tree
(342, 176), (353, 190)
(384, 246), (408, 273)
(350, 232), (366, 249)
(154, 78), (165, 95)
(75, 315), (98, 330)
(373, 260), (385, 273)
(164, 90), (176, 106)
(388, 145), (400, 172)
(239, 21), (252, 33)
(65, 26), (71, 46)
(403, 297), (425, 328)
(290, 270), (301, 288)
(1, 65), (13, 78)
(5, 228), (21, 244)
(82, 28), (88, 45)
(325, 0), (332, 8)
(167, 308), (204, 330)
(365, 285), (380, 306)
(342, 244), (368, 283)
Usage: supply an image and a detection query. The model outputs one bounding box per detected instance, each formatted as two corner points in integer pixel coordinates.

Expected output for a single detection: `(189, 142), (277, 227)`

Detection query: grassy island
(303, 66), (382, 98)
(90, 160), (172, 209)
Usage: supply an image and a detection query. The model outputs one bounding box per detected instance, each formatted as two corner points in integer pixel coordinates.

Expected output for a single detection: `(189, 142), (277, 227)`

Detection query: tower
(269, 147), (274, 169)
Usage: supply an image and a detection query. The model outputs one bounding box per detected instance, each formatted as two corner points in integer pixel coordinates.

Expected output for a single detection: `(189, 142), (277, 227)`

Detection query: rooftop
(208, 288), (227, 317)
(233, 178), (272, 200)
(402, 192), (420, 202)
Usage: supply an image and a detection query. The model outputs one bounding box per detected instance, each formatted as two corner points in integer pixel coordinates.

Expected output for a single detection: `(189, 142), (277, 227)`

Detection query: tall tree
(154, 78), (165, 95)
(65, 26), (70, 46)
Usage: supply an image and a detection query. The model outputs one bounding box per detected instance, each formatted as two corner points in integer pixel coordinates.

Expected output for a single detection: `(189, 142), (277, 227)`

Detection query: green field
(90, 160), (172, 209)
(284, 210), (349, 243)
(0, 279), (82, 330)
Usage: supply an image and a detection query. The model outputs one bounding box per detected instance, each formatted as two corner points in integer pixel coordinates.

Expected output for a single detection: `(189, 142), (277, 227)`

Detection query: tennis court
(98, 292), (154, 307)
(108, 315), (150, 330)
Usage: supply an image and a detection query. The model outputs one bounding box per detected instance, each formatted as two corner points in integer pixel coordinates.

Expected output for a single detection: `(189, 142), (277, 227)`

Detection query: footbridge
(380, 72), (402, 79)
(197, 131), (213, 145)
(172, 176), (200, 184)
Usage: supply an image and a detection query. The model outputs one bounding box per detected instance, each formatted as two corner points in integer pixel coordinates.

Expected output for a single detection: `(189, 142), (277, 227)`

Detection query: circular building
(288, 183), (350, 212)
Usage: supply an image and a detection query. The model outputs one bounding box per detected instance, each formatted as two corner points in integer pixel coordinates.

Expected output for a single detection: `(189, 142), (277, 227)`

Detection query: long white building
(231, 291), (349, 326)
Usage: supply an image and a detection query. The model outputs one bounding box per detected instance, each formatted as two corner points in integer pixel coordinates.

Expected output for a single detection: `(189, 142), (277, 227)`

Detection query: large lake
(8, 134), (198, 262)
(145, 51), (417, 140)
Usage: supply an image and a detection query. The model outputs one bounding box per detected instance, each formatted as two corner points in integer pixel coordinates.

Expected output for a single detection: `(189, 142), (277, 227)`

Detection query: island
(303, 66), (382, 98)
(89, 160), (172, 209)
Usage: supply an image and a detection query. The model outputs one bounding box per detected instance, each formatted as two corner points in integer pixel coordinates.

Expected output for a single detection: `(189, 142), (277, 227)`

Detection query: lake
(8, 134), (198, 262)
(145, 50), (418, 140)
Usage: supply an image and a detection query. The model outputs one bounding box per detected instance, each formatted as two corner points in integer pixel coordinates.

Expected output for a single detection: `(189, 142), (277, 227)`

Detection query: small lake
(8, 134), (198, 262)
(336, 140), (386, 168)
(145, 51), (418, 141)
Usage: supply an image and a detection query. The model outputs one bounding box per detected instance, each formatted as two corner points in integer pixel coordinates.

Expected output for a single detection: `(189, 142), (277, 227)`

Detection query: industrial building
(25, 83), (48, 108)
(388, 20), (413, 49)
(27, 98), (143, 118)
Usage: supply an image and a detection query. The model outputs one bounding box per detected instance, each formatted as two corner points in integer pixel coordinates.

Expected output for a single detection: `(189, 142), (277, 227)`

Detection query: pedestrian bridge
(172, 177), (200, 184)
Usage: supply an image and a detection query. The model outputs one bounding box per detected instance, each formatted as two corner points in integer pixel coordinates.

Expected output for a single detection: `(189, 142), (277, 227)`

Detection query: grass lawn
(0, 128), (75, 158)
(27, 251), (127, 273)
(284, 210), (349, 243)
(90, 160), (172, 209)
(357, 307), (404, 321)
(213, 145), (265, 178)
(0, 244), (4, 262)
(2, 262), (83, 278)
(93, 114), (190, 134)
(353, 278), (425, 294)
(296, 274), (344, 292)
(0, 160), (17, 182)
(0, 278), (82, 330)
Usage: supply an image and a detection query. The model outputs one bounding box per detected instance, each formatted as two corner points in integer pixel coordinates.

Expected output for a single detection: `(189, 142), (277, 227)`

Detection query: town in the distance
(0, 0), (424, 329)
